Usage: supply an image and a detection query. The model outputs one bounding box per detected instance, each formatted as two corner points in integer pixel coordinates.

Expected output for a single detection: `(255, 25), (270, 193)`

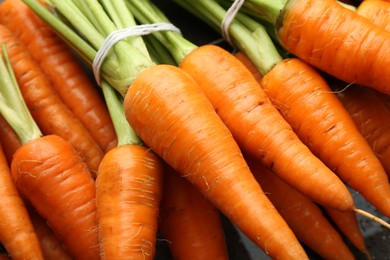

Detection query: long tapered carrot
(0, 141), (44, 260)
(27, 207), (73, 260)
(159, 164), (229, 260)
(126, 0), (354, 212)
(245, 155), (356, 260)
(0, 114), (21, 165)
(124, 64), (308, 260)
(0, 24), (104, 175)
(336, 84), (390, 178)
(0, 0), (117, 153)
(324, 207), (370, 257)
(260, 58), (390, 217)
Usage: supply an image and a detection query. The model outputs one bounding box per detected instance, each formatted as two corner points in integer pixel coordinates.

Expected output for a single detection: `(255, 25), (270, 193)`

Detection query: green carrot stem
(0, 44), (42, 144)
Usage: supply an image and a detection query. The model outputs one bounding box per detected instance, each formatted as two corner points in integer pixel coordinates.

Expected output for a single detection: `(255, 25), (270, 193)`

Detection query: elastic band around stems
(92, 22), (181, 86)
(221, 0), (245, 46)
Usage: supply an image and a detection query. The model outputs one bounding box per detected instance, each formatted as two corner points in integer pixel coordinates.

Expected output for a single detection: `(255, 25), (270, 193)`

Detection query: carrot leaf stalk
(23, 0), (155, 96)
(0, 44), (42, 144)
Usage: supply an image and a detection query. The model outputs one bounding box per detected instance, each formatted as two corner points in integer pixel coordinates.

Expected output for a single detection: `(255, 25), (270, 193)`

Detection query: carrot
(324, 207), (370, 257)
(0, 0), (118, 153)
(233, 0), (390, 95)
(27, 207), (73, 260)
(0, 42), (99, 260)
(234, 51), (263, 83)
(245, 154), (356, 260)
(95, 79), (164, 259)
(336, 84), (390, 178)
(159, 164), (229, 260)
(124, 64), (308, 260)
(357, 0), (390, 31)
(0, 24), (104, 175)
(0, 114), (21, 165)
(260, 58), (390, 218)
(0, 141), (44, 260)
(127, 0), (355, 212)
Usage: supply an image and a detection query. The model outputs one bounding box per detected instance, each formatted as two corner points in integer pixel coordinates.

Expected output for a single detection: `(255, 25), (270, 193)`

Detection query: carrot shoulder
(0, 142), (44, 260)
(0, 0), (118, 153)
(261, 57), (390, 217)
(0, 24), (104, 175)
(276, 0), (390, 94)
(124, 64), (308, 260)
(179, 44), (353, 211)
(159, 164), (229, 260)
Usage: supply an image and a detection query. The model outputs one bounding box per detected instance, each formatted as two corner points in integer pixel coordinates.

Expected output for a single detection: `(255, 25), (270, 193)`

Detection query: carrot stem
(0, 44), (41, 144)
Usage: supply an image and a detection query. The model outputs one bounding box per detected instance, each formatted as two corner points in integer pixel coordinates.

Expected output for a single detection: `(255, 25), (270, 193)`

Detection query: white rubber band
(92, 22), (181, 86)
(221, 0), (245, 46)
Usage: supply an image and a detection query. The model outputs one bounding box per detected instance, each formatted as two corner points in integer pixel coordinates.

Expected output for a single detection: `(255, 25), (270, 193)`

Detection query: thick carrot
(357, 0), (390, 32)
(261, 58), (390, 217)
(0, 141), (44, 260)
(11, 135), (99, 260)
(336, 84), (390, 178)
(124, 64), (308, 260)
(245, 155), (356, 260)
(0, 0), (118, 153)
(324, 207), (370, 257)
(179, 45), (353, 211)
(275, 0), (390, 95)
(0, 114), (21, 165)
(96, 144), (163, 260)
(27, 207), (73, 260)
(159, 164), (229, 260)
(0, 24), (104, 175)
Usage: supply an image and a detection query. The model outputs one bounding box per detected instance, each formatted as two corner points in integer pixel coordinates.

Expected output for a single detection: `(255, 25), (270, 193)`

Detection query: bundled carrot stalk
(0, 42), (99, 259)
(0, 0), (118, 153)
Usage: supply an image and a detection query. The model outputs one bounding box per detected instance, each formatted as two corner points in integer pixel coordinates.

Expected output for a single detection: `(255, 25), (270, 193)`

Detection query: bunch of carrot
(0, 0), (389, 259)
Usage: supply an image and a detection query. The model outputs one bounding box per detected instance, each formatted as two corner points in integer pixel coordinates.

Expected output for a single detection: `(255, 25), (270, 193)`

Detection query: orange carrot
(336, 84), (390, 178)
(0, 114), (21, 165)
(357, 0), (390, 32)
(159, 164), (229, 260)
(0, 141), (44, 260)
(274, 0), (390, 95)
(27, 207), (73, 260)
(324, 207), (370, 257)
(96, 144), (163, 260)
(245, 155), (356, 260)
(0, 0), (118, 153)
(179, 44), (353, 212)
(124, 64), (308, 260)
(0, 24), (104, 175)
(261, 58), (390, 218)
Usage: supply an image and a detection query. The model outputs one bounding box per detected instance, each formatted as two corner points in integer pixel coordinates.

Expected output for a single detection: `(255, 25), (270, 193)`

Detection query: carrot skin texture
(0, 25), (104, 175)
(246, 155), (355, 260)
(11, 135), (99, 260)
(234, 51), (263, 83)
(0, 0), (118, 153)
(0, 143), (44, 260)
(159, 164), (229, 260)
(324, 208), (369, 256)
(357, 0), (390, 31)
(179, 44), (353, 211)
(96, 145), (163, 260)
(28, 208), (74, 260)
(261, 58), (390, 217)
(0, 114), (21, 165)
(276, 0), (390, 95)
(124, 64), (308, 260)
(337, 85), (390, 178)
